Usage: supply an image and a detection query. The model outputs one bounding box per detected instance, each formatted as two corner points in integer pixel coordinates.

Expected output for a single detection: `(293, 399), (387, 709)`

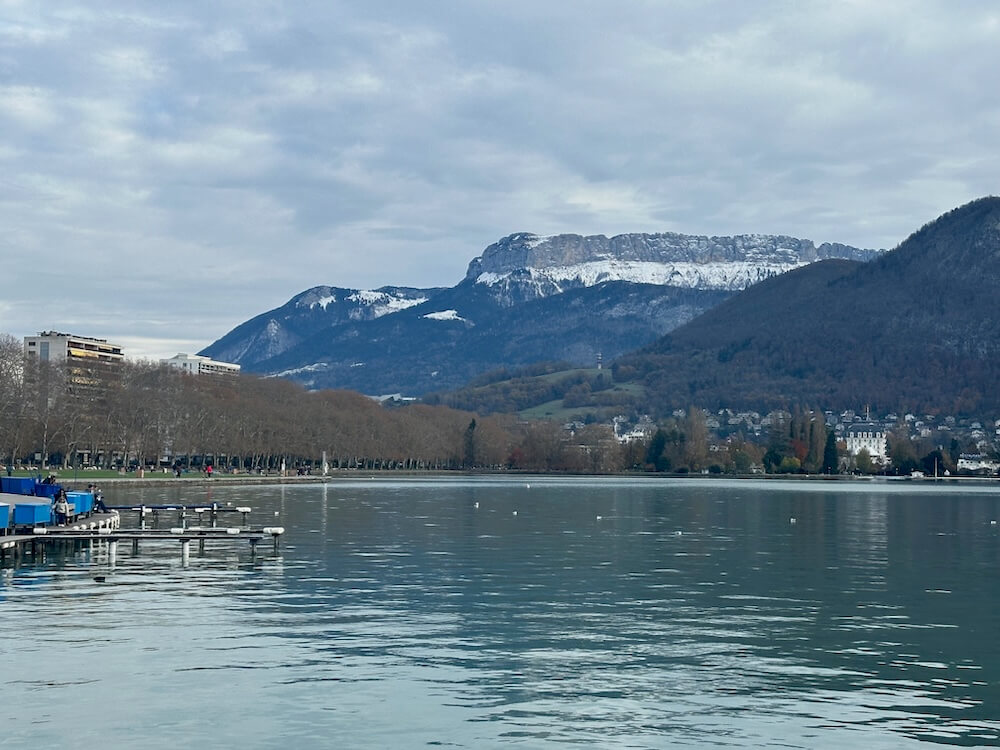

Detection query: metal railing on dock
(1, 504), (284, 568)
(107, 503), (257, 528)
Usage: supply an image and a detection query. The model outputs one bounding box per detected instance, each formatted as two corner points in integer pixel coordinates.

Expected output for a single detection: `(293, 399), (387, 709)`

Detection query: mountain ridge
(200, 229), (880, 395)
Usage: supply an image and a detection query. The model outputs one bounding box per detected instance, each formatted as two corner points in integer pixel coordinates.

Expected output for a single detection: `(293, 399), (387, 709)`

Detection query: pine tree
(822, 430), (839, 474)
(463, 419), (477, 468)
(646, 429), (667, 471)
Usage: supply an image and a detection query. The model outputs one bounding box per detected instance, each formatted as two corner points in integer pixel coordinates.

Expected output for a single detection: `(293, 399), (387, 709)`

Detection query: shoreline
(30, 470), (999, 490)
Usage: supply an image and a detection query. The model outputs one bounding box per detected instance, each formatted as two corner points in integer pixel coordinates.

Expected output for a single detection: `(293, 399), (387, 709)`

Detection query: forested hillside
(614, 197), (1000, 415)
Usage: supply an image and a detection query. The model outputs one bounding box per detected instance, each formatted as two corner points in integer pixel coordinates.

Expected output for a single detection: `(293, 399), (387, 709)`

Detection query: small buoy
(992, 520), (997, 526)
(674, 530), (682, 536)
(94, 575), (106, 583)
(789, 517), (797, 524)
(525, 484), (531, 489)
(474, 502), (479, 509)
(596, 515), (602, 520)
(512, 510), (518, 516)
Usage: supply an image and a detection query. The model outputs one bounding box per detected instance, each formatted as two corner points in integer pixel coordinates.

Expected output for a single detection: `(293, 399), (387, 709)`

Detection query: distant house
(162, 353), (240, 376)
(957, 454), (1000, 474)
(844, 423), (887, 461)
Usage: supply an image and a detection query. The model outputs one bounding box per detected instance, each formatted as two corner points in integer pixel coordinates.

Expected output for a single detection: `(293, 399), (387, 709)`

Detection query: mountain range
(200, 231), (878, 395)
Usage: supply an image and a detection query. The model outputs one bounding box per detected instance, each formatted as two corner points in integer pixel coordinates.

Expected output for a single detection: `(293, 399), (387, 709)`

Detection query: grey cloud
(1, 0), (998, 358)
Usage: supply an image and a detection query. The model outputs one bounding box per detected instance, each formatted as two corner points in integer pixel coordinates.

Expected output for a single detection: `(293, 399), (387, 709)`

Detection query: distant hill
(615, 196), (1000, 415)
(201, 230), (878, 395)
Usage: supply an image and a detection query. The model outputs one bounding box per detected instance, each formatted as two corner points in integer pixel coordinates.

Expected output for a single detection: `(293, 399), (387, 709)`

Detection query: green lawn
(4, 468), (209, 481)
(518, 383), (647, 421)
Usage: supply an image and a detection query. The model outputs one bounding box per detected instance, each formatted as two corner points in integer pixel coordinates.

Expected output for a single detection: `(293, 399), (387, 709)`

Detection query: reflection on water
(2, 477), (1000, 748)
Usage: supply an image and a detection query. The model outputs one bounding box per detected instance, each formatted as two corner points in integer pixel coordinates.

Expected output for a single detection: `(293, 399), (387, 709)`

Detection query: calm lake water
(2, 477), (1000, 748)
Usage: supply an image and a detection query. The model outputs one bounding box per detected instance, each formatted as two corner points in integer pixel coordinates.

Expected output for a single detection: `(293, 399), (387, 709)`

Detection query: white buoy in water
(474, 502), (479, 509)
(674, 530), (682, 536)
(596, 515), (602, 520)
(789, 517), (797, 524)
(525, 484), (531, 489)
(512, 510), (518, 516)
(992, 520), (997, 526)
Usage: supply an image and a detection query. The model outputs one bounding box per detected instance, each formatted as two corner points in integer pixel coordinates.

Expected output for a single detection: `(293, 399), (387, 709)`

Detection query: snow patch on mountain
(476, 259), (807, 292)
(524, 234), (553, 249)
(423, 310), (466, 322)
(347, 290), (428, 318)
(466, 231), (881, 299)
(294, 287), (428, 317)
(268, 362), (329, 378)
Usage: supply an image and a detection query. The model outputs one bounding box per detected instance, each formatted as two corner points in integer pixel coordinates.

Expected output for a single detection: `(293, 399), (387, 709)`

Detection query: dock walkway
(1, 508), (284, 567)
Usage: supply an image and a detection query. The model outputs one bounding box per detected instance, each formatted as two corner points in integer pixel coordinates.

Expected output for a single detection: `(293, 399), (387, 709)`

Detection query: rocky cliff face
(465, 232), (879, 303)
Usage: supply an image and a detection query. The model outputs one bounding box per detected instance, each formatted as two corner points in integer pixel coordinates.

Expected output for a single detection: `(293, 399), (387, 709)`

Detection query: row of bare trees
(0, 332), (649, 474)
(0, 334), (518, 471)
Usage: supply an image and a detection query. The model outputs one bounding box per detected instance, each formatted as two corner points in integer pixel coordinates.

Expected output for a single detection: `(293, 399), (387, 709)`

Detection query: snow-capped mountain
(200, 285), (443, 367)
(201, 230), (879, 395)
(466, 232), (879, 304)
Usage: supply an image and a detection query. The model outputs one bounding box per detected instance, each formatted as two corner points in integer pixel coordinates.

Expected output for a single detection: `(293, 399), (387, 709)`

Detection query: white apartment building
(24, 331), (124, 395)
(163, 353), (240, 376)
(844, 423), (887, 461)
(24, 331), (124, 365)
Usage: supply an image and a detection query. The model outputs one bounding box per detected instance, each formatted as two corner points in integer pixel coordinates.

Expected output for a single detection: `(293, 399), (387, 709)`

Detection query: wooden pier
(1, 506), (284, 568)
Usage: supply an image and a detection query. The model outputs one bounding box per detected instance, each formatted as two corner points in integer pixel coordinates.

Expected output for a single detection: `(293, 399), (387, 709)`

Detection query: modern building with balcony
(23, 331), (125, 394)
(24, 331), (124, 366)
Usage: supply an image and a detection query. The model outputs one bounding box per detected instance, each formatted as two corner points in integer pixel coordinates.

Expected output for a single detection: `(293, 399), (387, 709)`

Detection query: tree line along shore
(3, 333), (991, 478)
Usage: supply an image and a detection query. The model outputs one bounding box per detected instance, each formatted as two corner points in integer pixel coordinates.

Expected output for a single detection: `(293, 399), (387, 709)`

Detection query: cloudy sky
(1, 1), (998, 359)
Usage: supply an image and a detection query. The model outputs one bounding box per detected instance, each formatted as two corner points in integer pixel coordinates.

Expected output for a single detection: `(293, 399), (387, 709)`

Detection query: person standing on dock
(54, 489), (69, 525)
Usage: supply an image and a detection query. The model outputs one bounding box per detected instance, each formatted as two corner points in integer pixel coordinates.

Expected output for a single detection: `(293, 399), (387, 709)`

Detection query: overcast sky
(1, 1), (998, 359)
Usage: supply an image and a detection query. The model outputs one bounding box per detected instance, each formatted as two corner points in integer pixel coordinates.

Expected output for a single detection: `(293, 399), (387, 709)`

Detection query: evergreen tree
(645, 429), (667, 471)
(822, 430), (839, 474)
(463, 419), (477, 468)
(806, 416), (826, 472)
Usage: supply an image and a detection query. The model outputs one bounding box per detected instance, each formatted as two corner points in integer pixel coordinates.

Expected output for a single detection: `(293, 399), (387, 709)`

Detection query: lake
(2, 477), (1000, 748)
